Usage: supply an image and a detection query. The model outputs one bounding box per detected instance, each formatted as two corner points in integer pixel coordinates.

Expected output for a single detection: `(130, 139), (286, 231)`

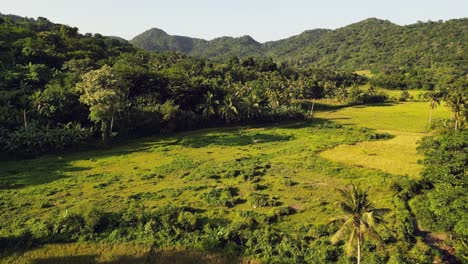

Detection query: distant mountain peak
(238, 35), (259, 44)
(145, 27), (169, 35)
(351, 17), (397, 27)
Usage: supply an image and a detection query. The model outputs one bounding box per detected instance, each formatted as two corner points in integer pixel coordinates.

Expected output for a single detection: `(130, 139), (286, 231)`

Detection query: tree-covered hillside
(131, 18), (468, 78)
(130, 28), (263, 58)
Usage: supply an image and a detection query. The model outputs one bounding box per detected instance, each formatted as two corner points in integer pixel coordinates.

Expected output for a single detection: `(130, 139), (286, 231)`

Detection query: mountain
(130, 18), (468, 71)
(130, 28), (263, 58)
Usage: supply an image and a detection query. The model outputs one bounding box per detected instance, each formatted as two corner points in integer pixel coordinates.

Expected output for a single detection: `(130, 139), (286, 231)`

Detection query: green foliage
(393, 197), (414, 242)
(0, 122), (90, 156)
(399, 90), (411, 102)
(414, 130), (468, 260)
(1, 14), (371, 153)
(132, 18), (467, 88)
(330, 184), (390, 262)
(247, 192), (279, 208)
(201, 187), (237, 207)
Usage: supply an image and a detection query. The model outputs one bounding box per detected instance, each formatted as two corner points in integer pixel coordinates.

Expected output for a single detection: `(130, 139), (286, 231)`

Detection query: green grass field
(0, 102), (451, 263)
(315, 102), (449, 133)
(316, 102), (450, 178)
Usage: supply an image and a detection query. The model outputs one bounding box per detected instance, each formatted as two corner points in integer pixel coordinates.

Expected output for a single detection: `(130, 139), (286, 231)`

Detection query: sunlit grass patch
(320, 131), (424, 178)
(315, 102), (450, 132)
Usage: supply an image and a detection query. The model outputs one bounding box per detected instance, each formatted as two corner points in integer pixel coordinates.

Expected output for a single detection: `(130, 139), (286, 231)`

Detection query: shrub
(393, 197), (414, 242)
(177, 211), (198, 231)
(399, 90), (412, 102)
(52, 211), (85, 241)
(1, 122), (91, 156)
(247, 192), (279, 208)
(83, 206), (109, 234)
(365, 132), (392, 140)
(201, 187), (237, 207)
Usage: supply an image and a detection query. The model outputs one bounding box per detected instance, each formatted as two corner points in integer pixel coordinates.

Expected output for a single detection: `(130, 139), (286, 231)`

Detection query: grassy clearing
(315, 102), (450, 133)
(315, 102), (450, 178)
(0, 121), (395, 234)
(0, 102), (449, 262)
(321, 131), (423, 178)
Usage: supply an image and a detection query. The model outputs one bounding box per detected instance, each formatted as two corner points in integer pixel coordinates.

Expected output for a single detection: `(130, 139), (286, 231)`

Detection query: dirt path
(413, 218), (458, 263)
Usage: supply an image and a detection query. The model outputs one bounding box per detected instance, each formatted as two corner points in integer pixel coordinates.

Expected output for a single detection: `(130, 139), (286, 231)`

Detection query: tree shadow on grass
(0, 161), (91, 190)
(29, 249), (242, 264)
(178, 132), (294, 148)
(0, 121), (312, 190)
(349, 102), (397, 109)
(31, 255), (100, 264)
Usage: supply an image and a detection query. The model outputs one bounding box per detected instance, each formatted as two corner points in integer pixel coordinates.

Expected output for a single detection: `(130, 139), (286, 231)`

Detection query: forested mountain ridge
(131, 18), (468, 72)
(130, 28), (263, 58)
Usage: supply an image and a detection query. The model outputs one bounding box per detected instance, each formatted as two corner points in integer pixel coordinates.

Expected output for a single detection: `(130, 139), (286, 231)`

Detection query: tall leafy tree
(76, 65), (127, 144)
(330, 184), (389, 264)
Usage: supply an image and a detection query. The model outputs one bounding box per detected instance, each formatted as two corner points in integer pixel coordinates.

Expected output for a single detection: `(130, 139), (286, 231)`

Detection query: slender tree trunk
(357, 232), (361, 264)
(110, 116), (114, 135)
(310, 101), (315, 117)
(101, 121), (109, 145)
(429, 105), (433, 124)
(23, 109), (28, 130)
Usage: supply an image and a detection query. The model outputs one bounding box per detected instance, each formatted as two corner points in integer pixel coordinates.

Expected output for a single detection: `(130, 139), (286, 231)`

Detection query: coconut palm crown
(329, 184), (390, 264)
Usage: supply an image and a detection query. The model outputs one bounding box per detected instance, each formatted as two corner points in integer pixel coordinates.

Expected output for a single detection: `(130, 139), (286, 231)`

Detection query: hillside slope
(131, 18), (468, 71)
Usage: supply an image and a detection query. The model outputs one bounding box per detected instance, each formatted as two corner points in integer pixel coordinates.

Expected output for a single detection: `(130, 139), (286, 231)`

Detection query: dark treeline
(0, 14), (367, 156)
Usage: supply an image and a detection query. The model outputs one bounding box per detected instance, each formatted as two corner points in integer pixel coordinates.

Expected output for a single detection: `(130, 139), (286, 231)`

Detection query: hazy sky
(2, 0), (467, 42)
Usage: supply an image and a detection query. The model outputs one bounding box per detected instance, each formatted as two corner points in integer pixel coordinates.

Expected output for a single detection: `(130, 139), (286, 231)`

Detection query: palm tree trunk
(357, 232), (361, 264)
(310, 101), (315, 117)
(101, 120), (109, 145)
(110, 116), (114, 135)
(23, 109), (28, 130)
(429, 106), (433, 124)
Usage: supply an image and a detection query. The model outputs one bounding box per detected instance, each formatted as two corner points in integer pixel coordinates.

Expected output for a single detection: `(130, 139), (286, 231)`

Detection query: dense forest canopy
(0, 13), (368, 156)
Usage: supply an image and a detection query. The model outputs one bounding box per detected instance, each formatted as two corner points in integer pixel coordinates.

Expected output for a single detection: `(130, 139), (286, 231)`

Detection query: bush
(247, 192), (279, 208)
(1, 122), (91, 156)
(393, 197), (415, 242)
(52, 211), (85, 241)
(177, 211), (198, 231)
(263, 105), (307, 121)
(399, 90), (412, 102)
(201, 187), (237, 207)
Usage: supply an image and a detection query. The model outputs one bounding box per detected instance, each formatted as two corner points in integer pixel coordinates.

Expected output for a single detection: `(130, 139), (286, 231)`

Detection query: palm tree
(329, 184), (389, 264)
(426, 91), (442, 125)
(241, 94), (260, 119)
(445, 88), (466, 131)
(198, 91), (218, 119)
(218, 95), (238, 123)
